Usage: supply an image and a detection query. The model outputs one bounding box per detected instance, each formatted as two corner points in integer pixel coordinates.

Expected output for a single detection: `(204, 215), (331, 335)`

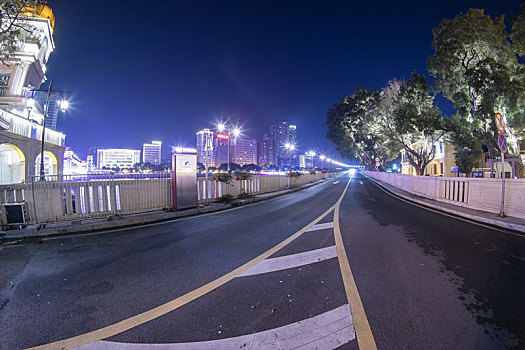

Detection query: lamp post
(31, 81), (70, 181)
(320, 155), (326, 170)
(217, 118), (241, 172)
(308, 150), (316, 170)
(285, 143), (295, 188)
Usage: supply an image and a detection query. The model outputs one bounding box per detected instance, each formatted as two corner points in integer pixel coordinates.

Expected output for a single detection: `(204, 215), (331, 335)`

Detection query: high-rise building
(97, 149), (141, 169)
(142, 141), (162, 165)
(33, 91), (62, 130)
(299, 154), (306, 169)
(258, 133), (270, 167)
(88, 147), (103, 167)
(196, 129), (214, 165)
(233, 137), (257, 165)
(288, 125), (298, 168)
(269, 121), (289, 168)
(213, 132), (229, 167)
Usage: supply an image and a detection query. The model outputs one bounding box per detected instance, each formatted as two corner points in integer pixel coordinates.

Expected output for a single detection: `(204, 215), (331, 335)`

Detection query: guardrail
(0, 172), (336, 225)
(363, 171), (525, 220)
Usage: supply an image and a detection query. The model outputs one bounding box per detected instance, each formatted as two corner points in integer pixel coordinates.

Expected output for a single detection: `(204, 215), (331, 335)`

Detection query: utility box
(172, 148), (197, 210)
(1, 202), (28, 227)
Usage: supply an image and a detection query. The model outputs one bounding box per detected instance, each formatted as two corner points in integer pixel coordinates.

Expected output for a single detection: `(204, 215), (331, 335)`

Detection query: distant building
(269, 121), (289, 168)
(33, 90), (62, 130)
(213, 132), (229, 167)
(288, 125), (298, 168)
(196, 129), (214, 165)
(63, 147), (87, 175)
(258, 133), (270, 167)
(400, 140), (456, 177)
(299, 154), (306, 169)
(143, 141), (162, 165)
(97, 149), (140, 169)
(88, 147), (103, 167)
(233, 137), (257, 165)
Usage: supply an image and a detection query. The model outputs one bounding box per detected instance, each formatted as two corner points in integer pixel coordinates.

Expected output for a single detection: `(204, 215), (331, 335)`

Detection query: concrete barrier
(363, 171), (525, 220)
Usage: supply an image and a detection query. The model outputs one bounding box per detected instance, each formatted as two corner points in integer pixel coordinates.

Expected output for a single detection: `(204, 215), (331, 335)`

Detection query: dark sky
(45, 0), (522, 160)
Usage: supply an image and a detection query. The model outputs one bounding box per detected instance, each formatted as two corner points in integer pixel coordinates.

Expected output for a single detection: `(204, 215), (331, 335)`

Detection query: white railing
(0, 172), (336, 225)
(363, 171), (525, 220)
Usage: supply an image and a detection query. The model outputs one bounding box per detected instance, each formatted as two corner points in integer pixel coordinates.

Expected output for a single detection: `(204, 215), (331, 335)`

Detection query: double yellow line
(30, 176), (376, 350)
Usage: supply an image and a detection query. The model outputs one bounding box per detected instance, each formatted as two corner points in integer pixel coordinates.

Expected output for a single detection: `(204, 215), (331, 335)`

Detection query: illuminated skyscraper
(142, 141), (162, 165)
(196, 129), (213, 165)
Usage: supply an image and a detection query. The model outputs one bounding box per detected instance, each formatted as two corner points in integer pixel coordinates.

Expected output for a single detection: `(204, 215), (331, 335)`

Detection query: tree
(218, 163), (240, 172)
(241, 163), (261, 172)
(326, 87), (395, 168)
(427, 9), (525, 166)
(0, 1), (46, 65)
(511, 3), (525, 57)
(379, 74), (445, 175)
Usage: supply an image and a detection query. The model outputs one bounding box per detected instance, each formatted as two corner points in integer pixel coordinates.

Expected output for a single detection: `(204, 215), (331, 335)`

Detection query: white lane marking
(359, 181), (363, 185)
(238, 245), (337, 277)
(306, 222), (334, 232)
(333, 181), (340, 184)
(76, 304), (355, 350)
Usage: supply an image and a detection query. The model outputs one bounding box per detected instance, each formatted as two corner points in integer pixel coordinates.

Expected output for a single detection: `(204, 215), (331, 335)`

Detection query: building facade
(0, 5), (66, 183)
(233, 137), (257, 165)
(97, 149), (140, 169)
(269, 121), (289, 168)
(142, 141), (162, 165)
(196, 129), (213, 165)
(258, 133), (270, 167)
(401, 140), (457, 177)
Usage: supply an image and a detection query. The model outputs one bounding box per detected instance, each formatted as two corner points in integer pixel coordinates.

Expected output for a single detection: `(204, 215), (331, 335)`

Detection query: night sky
(45, 0), (522, 161)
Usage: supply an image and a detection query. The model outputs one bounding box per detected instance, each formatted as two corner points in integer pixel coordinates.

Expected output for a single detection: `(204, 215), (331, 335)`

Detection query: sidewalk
(364, 174), (525, 234)
(0, 178), (332, 241)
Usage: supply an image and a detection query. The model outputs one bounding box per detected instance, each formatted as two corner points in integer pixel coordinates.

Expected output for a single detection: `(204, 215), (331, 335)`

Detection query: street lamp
(216, 118), (241, 172)
(285, 143), (295, 188)
(32, 80), (70, 181)
(320, 155), (326, 170)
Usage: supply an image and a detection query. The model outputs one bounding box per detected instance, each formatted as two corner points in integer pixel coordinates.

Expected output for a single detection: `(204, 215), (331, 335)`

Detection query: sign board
(451, 166), (459, 173)
(497, 133), (507, 153)
(375, 161), (380, 167)
(495, 113), (505, 133)
(471, 171), (484, 178)
(375, 157), (380, 162)
(172, 152), (197, 210)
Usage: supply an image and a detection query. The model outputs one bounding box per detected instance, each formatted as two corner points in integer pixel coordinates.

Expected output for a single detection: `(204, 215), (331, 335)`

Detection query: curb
(0, 177), (335, 241)
(362, 174), (525, 234)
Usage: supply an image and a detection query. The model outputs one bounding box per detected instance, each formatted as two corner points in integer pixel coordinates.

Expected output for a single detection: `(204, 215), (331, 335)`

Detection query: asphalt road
(0, 172), (523, 349)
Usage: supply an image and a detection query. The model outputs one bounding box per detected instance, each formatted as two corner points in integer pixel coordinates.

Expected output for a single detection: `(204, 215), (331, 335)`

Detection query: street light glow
(217, 123), (225, 132)
(233, 128), (240, 137)
(320, 155), (326, 160)
(59, 99), (69, 112)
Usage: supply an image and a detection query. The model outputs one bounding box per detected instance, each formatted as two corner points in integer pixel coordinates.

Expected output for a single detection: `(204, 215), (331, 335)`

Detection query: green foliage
(213, 172), (233, 184)
(326, 87), (394, 167)
(289, 171), (302, 177)
(234, 170), (252, 180)
(511, 3), (525, 57)
(427, 8), (525, 168)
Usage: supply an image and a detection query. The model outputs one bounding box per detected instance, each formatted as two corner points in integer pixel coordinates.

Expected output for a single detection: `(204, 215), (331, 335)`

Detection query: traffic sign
(495, 113), (505, 133)
(375, 157), (380, 162)
(375, 161), (380, 167)
(451, 166), (458, 173)
(497, 133), (507, 153)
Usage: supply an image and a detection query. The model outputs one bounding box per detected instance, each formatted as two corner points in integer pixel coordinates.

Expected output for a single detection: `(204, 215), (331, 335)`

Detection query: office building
(233, 137), (257, 165)
(143, 141), (162, 165)
(258, 134), (270, 167)
(33, 90), (62, 130)
(269, 121), (289, 168)
(196, 129), (214, 165)
(97, 149), (140, 169)
(213, 132), (229, 167)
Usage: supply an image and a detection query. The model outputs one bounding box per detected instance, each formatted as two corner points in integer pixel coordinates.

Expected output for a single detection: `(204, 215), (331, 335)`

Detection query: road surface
(0, 172), (523, 349)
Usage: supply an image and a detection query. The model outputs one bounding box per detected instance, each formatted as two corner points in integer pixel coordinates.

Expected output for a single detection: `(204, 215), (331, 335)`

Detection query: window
(433, 164), (437, 174)
(440, 163), (444, 175)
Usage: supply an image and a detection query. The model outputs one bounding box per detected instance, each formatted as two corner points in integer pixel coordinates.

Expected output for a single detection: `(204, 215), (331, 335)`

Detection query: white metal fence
(363, 171), (525, 220)
(0, 172), (335, 225)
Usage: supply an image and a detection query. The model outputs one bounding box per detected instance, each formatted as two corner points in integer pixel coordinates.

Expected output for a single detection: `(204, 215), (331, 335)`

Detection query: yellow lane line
(29, 190), (343, 349)
(333, 178), (378, 350)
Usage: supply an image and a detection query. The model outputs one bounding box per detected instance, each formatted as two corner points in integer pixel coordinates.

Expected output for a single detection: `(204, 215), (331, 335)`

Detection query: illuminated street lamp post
(285, 143), (295, 188)
(217, 119), (241, 172)
(31, 80), (70, 181)
(320, 155), (326, 170)
(308, 150), (316, 170)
